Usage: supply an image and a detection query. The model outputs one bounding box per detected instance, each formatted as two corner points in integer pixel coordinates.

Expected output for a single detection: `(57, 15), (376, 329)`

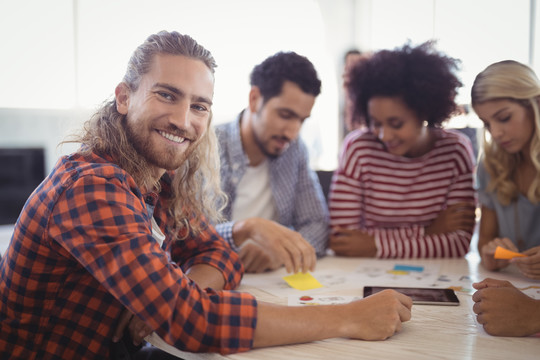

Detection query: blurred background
(0, 0), (539, 225)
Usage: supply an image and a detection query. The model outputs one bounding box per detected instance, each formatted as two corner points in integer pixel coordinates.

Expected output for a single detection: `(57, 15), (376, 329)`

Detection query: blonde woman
(472, 60), (540, 279)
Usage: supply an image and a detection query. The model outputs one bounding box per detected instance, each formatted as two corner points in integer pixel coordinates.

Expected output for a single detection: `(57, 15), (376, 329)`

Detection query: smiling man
(0, 31), (412, 359)
(215, 52), (329, 274)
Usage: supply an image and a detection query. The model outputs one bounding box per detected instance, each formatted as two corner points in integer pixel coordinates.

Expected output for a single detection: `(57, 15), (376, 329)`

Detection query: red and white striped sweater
(329, 128), (476, 258)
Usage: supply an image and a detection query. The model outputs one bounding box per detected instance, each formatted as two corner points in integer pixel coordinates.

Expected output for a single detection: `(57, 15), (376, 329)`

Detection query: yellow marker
(494, 246), (526, 260)
(283, 272), (324, 291)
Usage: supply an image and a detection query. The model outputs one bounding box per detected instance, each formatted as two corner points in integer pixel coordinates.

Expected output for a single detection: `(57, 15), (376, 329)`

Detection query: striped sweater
(329, 128), (476, 258)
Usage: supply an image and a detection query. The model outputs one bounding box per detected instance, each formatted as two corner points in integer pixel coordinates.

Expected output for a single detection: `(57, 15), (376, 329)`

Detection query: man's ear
(115, 83), (130, 115)
(248, 86), (263, 113)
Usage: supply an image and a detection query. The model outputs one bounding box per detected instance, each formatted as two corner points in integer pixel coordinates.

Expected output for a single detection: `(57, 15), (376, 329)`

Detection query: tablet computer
(363, 286), (460, 306)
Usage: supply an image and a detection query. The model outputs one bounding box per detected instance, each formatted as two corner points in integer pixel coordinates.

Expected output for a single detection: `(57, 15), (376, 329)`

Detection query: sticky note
(393, 264), (424, 272)
(283, 272), (323, 291)
(387, 270), (409, 275)
(494, 246), (526, 259)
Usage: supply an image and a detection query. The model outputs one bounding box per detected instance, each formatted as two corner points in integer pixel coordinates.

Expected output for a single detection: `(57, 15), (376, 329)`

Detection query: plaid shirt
(0, 151), (257, 359)
(214, 115), (329, 256)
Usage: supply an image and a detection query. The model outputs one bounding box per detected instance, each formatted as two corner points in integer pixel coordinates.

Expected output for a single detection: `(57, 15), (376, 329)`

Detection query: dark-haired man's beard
(252, 130), (290, 160)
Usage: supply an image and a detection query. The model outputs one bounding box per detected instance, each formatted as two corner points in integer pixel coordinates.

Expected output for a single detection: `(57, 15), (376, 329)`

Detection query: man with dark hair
(0, 32), (412, 359)
(215, 52), (328, 273)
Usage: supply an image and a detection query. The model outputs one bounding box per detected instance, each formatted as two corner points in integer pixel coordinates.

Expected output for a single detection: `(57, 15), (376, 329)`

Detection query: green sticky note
(283, 272), (324, 291)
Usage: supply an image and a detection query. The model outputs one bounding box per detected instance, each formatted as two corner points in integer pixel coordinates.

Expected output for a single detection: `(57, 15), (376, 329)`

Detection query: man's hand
(112, 309), (153, 346)
(239, 239), (282, 273)
(472, 278), (540, 336)
(344, 290), (413, 340)
(480, 237), (518, 271)
(232, 218), (316, 273)
(253, 289), (412, 348)
(425, 202), (476, 235)
(512, 246), (540, 279)
(329, 228), (376, 257)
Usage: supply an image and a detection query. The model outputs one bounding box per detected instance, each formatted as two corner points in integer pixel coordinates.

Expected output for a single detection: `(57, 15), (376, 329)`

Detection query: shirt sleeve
(214, 221), (239, 252)
(169, 216), (244, 290)
(49, 173), (257, 354)
(291, 143), (329, 256)
(475, 160), (494, 209)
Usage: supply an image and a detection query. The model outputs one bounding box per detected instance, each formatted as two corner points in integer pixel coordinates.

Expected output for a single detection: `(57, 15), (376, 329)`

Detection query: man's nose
(169, 102), (191, 130)
(283, 120), (302, 140)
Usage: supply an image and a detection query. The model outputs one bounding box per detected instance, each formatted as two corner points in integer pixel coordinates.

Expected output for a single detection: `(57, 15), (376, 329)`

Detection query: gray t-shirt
(476, 162), (540, 251)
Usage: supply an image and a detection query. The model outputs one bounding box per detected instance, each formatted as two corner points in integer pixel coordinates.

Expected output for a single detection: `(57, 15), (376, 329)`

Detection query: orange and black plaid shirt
(0, 151), (257, 359)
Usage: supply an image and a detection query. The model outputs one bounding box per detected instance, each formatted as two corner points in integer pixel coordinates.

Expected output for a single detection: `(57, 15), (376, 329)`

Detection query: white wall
(1, 0), (539, 175)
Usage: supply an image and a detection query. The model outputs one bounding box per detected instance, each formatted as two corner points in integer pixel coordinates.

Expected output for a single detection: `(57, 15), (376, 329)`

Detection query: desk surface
(223, 255), (539, 360)
(2, 226), (538, 359)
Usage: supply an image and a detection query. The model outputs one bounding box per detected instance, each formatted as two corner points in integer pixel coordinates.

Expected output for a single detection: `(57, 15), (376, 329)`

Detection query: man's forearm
(253, 289), (411, 347)
(253, 302), (344, 347)
(185, 264), (226, 290)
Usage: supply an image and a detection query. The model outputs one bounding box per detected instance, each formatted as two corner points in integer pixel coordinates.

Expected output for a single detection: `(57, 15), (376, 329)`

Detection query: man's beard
(252, 130), (288, 160)
(124, 120), (197, 172)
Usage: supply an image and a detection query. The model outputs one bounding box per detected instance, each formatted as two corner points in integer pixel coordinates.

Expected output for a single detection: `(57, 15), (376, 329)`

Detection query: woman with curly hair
(472, 60), (540, 279)
(328, 41), (476, 258)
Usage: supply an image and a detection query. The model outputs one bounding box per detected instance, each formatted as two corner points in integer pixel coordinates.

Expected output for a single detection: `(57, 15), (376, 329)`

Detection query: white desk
(0, 224), (14, 257)
(2, 227), (537, 359)
(223, 255), (539, 360)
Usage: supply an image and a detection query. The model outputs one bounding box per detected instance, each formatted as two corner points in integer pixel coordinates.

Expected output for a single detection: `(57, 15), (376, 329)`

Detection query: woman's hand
(512, 246), (540, 279)
(329, 228), (376, 257)
(425, 202), (476, 235)
(480, 237), (518, 271)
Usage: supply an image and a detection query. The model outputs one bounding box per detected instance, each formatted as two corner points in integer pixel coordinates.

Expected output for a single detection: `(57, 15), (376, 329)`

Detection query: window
(1, 0), (538, 172)
(0, 0), (339, 170)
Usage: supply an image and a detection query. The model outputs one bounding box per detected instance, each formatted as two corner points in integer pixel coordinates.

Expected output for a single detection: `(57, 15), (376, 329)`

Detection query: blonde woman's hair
(67, 31), (226, 237)
(471, 60), (540, 205)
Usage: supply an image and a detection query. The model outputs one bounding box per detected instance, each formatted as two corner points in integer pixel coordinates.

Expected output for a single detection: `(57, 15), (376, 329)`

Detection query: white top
(151, 217), (166, 248)
(231, 159), (277, 222)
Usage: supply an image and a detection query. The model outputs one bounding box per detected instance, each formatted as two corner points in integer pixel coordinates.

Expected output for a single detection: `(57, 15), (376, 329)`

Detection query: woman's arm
(478, 206), (518, 271)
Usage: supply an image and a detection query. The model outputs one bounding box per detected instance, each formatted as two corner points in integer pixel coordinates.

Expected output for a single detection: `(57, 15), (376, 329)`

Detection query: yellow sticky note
(387, 270), (409, 275)
(494, 246), (526, 259)
(283, 272), (324, 291)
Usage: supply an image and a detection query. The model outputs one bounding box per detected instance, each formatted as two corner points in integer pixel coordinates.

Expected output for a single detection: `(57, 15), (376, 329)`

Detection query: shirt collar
(230, 110), (250, 166)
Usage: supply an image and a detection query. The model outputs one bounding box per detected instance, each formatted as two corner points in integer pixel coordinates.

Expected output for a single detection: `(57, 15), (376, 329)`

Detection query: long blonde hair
(471, 60), (540, 205)
(70, 31), (226, 236)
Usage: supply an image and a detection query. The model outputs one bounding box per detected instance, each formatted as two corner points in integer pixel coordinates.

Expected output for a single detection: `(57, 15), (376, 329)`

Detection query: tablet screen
(363, 286), (460, 306)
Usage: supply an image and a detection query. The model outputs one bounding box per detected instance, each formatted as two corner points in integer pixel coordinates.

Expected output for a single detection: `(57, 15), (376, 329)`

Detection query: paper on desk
(288, 294), (361, 306)
(145, 332), (224, 359)
(352, 259), (440, 287)
(283, 272), (324, 291)
(241, 268), (356, 298)
(494, 246), (526, 259)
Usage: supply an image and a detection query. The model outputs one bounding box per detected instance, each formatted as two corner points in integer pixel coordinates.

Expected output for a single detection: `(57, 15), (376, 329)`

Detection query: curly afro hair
(345, 41), (462, 127)
(250, 51), (321, 103)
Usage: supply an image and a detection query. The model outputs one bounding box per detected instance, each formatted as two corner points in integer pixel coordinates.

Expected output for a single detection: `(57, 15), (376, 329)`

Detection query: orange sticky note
(494, 246), (526, 259)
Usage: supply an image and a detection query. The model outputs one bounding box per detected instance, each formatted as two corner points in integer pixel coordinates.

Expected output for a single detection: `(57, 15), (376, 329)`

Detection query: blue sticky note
(393, 264), (424, 272)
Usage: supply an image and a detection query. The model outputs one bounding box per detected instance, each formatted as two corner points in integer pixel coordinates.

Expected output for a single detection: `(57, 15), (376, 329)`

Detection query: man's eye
(192, 104), (208, 112)
(279, 112), (294, 119)
(158, 91), (173, 100)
